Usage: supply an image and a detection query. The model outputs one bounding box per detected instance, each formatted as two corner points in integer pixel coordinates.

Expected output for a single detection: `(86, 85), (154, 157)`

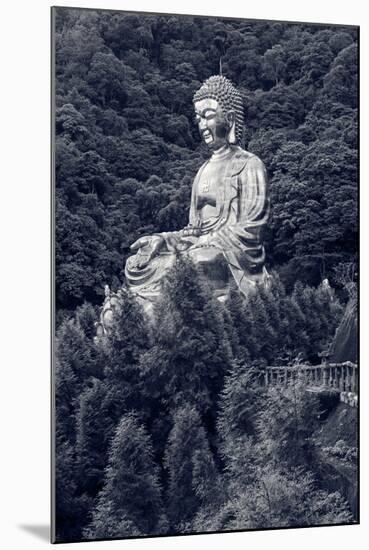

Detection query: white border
(1, 1), (367, 548)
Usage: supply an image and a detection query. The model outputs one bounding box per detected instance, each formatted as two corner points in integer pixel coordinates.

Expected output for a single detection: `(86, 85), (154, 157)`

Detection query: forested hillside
(55, 260), (356, 541)
(54, 9), (358, 313)
(53, 8), (358, 542)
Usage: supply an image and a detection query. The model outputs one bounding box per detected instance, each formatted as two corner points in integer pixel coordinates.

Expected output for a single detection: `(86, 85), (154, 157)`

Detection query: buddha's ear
(225, 110), (236, 144)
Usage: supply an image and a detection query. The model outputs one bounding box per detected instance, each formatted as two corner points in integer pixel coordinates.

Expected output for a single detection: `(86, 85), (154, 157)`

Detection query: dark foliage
(84, 413), (166, 539)
(140, 258), (233, 417)
(54, 259), (353, 541)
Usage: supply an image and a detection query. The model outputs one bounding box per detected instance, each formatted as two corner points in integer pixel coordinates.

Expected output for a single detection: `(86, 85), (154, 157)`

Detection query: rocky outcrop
(330, 298), (357, 363)
(313, 402), (358, 517)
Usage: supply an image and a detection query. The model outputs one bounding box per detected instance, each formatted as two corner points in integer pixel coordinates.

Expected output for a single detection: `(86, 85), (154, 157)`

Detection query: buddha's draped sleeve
(207, 154), (269, 272)
(156, 166), (204, 252)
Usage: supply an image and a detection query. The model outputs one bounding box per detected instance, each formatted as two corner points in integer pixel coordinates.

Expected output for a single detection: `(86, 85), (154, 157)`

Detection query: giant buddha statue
(125, 75), (270, 311)
(96, 76), (270, 334)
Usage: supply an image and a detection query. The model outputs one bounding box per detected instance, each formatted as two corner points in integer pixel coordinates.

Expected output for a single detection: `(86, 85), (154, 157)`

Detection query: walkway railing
(262, 361), (358, 394)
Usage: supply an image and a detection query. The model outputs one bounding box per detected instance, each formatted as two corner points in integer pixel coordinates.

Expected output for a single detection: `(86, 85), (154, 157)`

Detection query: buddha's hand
(130, 235), (164, 269)
(182, 224), (201, 237)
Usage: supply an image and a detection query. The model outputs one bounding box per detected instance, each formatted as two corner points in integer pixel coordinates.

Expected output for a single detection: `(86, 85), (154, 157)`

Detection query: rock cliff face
(331, 298), (357, 363)
(313, 402), (358, 517)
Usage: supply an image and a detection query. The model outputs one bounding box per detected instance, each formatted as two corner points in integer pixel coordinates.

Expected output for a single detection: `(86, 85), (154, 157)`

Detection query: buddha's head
(193, 76), (244, 150)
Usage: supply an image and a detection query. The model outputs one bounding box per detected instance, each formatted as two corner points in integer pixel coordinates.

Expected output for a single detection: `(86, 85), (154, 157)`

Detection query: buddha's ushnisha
(125, 75), (270, 311)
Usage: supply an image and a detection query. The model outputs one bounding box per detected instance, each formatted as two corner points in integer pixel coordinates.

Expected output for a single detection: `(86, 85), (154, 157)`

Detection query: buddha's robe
(125, 145), (270, 300)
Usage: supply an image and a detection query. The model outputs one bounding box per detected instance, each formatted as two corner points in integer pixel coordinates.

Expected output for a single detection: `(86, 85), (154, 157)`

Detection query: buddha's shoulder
(230, 146), (265, 174)
(231, 146), (264, 164)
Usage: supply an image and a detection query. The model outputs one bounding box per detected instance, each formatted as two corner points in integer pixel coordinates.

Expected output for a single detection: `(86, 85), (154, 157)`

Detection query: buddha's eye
(204, 112), (216, 120)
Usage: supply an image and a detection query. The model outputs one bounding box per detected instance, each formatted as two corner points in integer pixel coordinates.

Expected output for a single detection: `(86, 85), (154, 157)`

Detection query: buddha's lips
(202, 130), (213, 141)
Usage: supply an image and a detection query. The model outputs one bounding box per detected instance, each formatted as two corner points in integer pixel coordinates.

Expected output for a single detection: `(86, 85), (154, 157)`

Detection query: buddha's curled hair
(193, 75), (244, 145)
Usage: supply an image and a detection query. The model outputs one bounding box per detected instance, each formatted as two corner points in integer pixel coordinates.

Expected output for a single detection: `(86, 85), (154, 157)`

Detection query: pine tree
(141, 258), (233, 417)
(55, 424), (92, 541)
(218, 362), (264, 443)
(56, 317), (94, 392)
(164, 404), (222, 531)
(219, 297), (240, 360)
(292, 282), (324, 361)
(284, 294), (310, 359)
(75, 301), (98, 340)
(75, 378), (114, 497)
(55, 358), (78, 444)
(54, 438), (79, 541)
(216, 365), (263, 499)
(85, 413), (166, 539)
(226, 285), (253, 363)
(102, 290), (151, 425)
(247, 291), (277, 363)
(256, 375), (320, 467)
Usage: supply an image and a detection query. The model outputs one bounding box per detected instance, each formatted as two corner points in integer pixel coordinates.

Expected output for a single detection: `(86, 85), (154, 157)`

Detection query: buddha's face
(194, 98), (234, 151)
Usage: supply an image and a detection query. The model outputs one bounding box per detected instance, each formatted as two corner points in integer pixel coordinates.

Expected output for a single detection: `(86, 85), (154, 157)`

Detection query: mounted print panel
(52, 6), (359, 543)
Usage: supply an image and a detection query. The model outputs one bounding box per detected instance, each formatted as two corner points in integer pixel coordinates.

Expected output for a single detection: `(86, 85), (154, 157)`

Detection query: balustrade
(262, 362), (358, 396)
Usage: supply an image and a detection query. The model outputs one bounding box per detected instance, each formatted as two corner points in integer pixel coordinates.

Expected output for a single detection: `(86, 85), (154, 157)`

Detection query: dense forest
(55, 261), (356, 541)
(54, 8), (358, 314)
(53, 8), (358, 542)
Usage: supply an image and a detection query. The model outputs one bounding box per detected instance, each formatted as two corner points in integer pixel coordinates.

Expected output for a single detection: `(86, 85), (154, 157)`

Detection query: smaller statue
(321, 278), (334, 301)
(95, 285), (126, 339)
